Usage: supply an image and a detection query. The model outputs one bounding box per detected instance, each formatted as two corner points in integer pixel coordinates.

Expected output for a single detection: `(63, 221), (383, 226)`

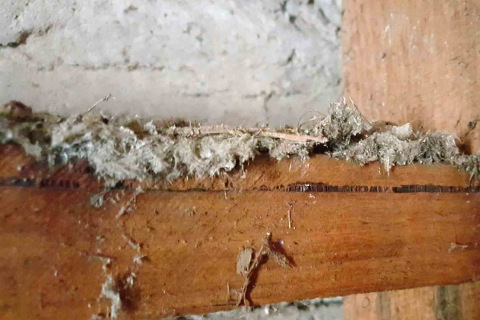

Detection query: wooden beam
(1, 144), (479, 319)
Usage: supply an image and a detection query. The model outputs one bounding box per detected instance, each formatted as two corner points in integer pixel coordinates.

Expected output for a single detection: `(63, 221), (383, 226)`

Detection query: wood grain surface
(343, 0), (480, 153)
(1, 144), (479, 319)
(344, 282), (480, 320)
(342, 1), (480, 318)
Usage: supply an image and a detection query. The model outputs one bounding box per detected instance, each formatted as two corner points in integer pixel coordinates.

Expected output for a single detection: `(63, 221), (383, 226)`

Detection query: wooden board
(0, 144), (479, 319)
(342, 1), (480, 318)
(342, 0), (480, 153)
(344, 282), (480, 320)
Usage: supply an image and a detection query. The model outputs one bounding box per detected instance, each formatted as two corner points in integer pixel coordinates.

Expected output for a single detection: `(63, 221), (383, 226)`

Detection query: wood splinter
(235, 233), (293, 307)
(287, 201), (295, 229)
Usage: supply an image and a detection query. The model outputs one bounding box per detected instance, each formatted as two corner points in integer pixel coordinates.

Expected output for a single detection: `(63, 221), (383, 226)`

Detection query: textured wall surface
(178, 298), (344, 320)
(0, 0), (341, 126)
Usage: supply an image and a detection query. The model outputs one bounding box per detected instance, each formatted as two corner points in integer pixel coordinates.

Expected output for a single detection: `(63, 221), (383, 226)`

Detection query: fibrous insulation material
(1, 99), (479, 185)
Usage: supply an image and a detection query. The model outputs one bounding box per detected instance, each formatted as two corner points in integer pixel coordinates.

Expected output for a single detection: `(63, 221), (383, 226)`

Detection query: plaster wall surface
(179, 297), (344, 320)
(0, 0), (341, 126)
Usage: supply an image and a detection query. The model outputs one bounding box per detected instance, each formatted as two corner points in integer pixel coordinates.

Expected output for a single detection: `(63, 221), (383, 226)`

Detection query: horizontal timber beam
(0, 144), (479, 319)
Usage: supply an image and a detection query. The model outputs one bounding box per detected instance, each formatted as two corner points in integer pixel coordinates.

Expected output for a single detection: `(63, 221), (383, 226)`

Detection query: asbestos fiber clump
(1, 99), (480, 185)
(335, 124), (461, 172)
(455, 154), (480, 183)
(45, 115), (259, 185)
(4, 102), (358, 185)
(299, 101), (372, 148)
(258, 137), (310, 161)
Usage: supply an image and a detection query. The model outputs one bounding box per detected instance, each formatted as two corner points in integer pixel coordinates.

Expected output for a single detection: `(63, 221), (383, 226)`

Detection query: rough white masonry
(0, 0), (340, 126)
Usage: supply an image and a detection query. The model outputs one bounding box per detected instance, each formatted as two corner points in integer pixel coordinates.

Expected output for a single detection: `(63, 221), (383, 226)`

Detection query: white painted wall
(1, 0), (341, 126)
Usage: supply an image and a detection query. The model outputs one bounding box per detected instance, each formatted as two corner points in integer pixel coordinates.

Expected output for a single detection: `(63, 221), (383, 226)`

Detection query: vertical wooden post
(344, 282), (480, 320)
(343, 0), (480, 152)
(342, 0), (480, 318)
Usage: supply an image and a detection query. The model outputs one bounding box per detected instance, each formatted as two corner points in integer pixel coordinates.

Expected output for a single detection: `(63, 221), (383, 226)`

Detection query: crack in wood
(1, 177), (480, 194)
(284, 182), (480, 193)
